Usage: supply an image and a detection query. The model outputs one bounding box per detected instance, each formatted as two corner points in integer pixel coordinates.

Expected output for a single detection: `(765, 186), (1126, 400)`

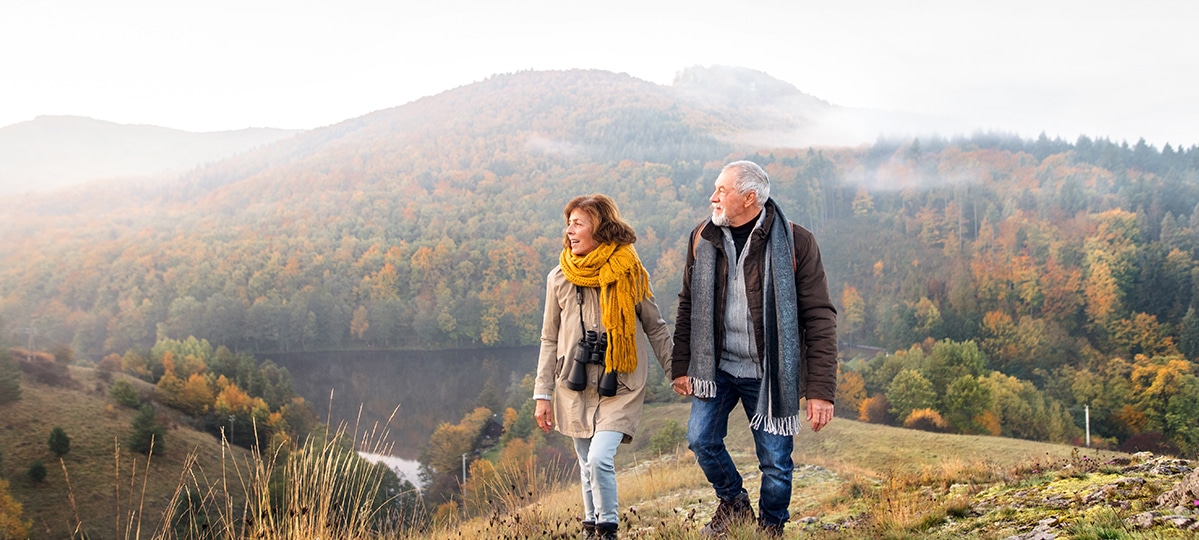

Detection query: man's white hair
(722, 160), (770, 207)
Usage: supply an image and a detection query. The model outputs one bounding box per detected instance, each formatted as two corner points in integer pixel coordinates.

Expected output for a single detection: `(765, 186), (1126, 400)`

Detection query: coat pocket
(553, 356), (566, 379)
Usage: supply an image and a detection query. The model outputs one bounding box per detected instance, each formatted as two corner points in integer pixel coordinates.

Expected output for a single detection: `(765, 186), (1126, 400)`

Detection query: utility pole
(462, 453), (467, 484)
(1085, 405), (1091, 448)
(13, 324), (36, 361)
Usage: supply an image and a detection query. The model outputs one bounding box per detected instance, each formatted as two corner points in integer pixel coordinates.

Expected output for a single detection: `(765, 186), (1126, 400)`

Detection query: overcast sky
(3, 0), (1197, 147)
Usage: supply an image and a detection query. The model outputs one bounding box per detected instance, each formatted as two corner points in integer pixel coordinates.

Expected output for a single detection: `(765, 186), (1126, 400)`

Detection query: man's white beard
(711, 209), (730, 227)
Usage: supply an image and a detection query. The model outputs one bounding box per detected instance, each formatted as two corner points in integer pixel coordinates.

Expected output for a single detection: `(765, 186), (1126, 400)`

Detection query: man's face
(710, 170), (756, 227)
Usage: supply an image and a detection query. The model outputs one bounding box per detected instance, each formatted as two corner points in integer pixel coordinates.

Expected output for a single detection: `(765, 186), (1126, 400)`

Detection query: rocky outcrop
(1156, 460), (1199, 509)
(1118, 452), (1199, 532)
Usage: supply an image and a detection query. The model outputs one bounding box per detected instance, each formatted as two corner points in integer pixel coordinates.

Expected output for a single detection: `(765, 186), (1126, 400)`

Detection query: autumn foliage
(2, 71), (1199, 456)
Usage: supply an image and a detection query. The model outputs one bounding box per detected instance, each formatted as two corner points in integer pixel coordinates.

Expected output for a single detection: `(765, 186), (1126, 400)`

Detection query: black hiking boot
(595, 521), (618, 540)
(581, 520), (597, 539)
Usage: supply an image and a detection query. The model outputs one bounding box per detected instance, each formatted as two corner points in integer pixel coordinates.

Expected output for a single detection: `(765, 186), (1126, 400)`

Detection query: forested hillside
(3, 67), (1199, 455)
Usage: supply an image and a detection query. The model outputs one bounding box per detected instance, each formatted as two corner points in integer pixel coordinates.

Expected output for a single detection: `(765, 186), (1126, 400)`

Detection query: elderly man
(671, 160), (838, 537)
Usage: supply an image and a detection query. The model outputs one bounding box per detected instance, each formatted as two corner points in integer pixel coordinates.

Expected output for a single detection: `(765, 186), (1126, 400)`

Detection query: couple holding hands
(533, 160), (838, 539)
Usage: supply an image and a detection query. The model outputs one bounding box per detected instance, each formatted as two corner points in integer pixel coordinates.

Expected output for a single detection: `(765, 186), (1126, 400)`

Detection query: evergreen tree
(1179, 307), (1199, 360)
(128, 405), (166, 455)
(27, 461), (46, 484)
(0, 347), (19, 404)
(48, 427), (71, 457)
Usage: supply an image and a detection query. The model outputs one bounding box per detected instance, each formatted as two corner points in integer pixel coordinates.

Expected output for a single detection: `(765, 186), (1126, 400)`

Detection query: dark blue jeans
(686, 370), (794, 526)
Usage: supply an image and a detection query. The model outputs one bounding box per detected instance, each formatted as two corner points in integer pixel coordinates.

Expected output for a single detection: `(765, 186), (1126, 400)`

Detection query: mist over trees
(2, 69), (1199, 454)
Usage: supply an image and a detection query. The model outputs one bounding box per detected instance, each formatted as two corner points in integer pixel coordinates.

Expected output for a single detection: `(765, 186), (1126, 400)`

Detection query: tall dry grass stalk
(439, 446), (573, 539)
(421, 448), (715, 540)
(147, 407), (416, 540)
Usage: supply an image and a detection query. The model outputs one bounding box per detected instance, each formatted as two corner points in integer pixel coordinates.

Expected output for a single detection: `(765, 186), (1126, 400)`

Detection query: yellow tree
(1084, 258), (1121, 330)
(840, 286), (865, 346)
(835, 369), (867, 419)
(461, 459), (500, 516)
(176, 373), (215, 416)
(155, 370), (185, 408)
(1128, 355), (1199, 453)
(422, 407), (493, 476)
(0, 478), (31, 538)
(1110, 313), (1178, 358)
(851, 187), (874, 216)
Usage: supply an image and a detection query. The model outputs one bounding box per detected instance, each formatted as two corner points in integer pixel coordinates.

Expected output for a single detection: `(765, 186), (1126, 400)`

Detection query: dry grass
(154, 416), (409, 540)
(0, 366), (250, 539)
(6, 373), (1160, 540)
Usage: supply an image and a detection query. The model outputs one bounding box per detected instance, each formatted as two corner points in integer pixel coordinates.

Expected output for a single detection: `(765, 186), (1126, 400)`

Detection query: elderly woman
(534, 194), (672, 540)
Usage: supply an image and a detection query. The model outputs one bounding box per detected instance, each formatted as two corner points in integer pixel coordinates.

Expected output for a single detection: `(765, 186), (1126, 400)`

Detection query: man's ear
(743, 191), (757, 208)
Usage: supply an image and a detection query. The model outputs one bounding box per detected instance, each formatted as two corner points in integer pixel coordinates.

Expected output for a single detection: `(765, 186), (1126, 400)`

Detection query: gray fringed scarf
(688, 201), (804, 435)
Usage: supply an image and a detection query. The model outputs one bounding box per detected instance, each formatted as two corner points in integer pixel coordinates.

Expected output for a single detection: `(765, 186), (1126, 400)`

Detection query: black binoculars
(565, 330), (618, 396)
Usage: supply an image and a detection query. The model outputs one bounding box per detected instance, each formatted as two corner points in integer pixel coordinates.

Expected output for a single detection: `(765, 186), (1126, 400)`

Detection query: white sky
(3, 0), (1197, 147)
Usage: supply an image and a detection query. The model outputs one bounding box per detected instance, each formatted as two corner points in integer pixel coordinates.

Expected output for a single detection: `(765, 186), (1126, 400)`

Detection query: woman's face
(566, 208), (599, 256)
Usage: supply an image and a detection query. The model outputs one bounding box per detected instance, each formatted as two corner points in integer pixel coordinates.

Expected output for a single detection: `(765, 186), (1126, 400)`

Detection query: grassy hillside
(7, 372), (1193, 539)
(426, 403), (1195, 539)
(0, 366), (250, 539)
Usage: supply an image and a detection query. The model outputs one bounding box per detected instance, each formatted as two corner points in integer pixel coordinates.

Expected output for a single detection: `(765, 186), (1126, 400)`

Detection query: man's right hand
(671, 375), (692, 396)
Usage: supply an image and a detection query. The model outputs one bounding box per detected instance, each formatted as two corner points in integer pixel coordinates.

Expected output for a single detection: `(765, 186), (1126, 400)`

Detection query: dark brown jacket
(671, 201), (838, 402)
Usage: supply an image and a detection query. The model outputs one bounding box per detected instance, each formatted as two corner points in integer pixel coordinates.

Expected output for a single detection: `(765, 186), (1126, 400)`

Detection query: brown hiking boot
(757, 520), (786, 538)
(699, 492), (755, 537)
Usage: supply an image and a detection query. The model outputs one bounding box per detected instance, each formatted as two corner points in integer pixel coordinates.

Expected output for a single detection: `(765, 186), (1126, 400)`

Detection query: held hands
(806, 398), (834, 432)
(671, 375), (692, 396)
(534, 398), (554, 433)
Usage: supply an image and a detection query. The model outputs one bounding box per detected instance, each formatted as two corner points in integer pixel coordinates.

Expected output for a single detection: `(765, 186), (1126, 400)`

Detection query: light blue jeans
(573, 430), (624, 524)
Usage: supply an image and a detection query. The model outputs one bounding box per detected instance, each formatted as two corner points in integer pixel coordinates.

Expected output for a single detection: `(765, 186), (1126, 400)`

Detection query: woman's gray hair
(722, 160), (770, 207)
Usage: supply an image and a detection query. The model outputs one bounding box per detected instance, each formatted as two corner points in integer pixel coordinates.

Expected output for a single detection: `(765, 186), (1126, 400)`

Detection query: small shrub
(903, 408), (948, 432)
(14, 349), (75, 387)
(648, 420), (687, 455)
(48, 427), (71, 457)
(96, 353), (122, 372)
(859, 394), (896, 425)
(28, 461), (47, 484)
(1118, 432), (1179, 456)
(433, 500), (460, 529)
(50, 344), (74, 365)
(109, 379), (141, 407)
(128, 404), (165, 455)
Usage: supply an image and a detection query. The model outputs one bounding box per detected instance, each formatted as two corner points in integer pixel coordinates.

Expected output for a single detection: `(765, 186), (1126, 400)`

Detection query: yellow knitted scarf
(559, 242), (651, 373)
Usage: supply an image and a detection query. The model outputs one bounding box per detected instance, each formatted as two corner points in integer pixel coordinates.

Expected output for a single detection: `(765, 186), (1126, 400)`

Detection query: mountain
(3, 66), (1199, 456)
(0, 115), (303, 195)
(0, 66), (1194, 359)
(673, 65), (973, 147)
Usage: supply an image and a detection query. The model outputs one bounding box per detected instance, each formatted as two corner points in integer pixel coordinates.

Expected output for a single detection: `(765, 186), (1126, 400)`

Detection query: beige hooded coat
(534, 266), (673, 442)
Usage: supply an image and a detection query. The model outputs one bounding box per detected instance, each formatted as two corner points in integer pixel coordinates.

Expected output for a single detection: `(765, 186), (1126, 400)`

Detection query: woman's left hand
(534, 399), (554, 433)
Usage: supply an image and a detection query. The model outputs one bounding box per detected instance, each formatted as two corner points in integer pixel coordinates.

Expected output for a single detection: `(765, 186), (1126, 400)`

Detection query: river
(267, 346), (539, 465)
